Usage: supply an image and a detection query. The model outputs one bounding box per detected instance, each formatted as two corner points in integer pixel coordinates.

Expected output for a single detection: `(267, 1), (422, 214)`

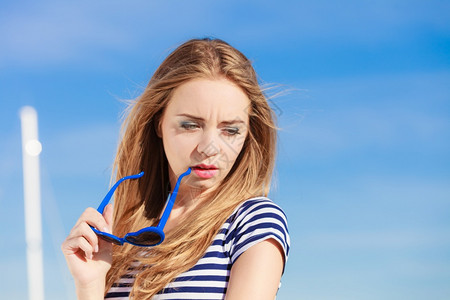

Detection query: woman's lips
(192, 164), (218, 179)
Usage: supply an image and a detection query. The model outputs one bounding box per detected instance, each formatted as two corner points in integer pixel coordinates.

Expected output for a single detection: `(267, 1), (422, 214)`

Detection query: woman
(62, 38), (290, 299)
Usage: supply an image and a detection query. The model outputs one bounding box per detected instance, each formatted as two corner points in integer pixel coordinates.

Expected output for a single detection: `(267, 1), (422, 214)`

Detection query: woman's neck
(172, 185), (208, 210)
(163, 185), (213, 232)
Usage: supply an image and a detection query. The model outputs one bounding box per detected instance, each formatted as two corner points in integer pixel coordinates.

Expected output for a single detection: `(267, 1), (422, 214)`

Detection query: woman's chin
(188, 179), (221, 193)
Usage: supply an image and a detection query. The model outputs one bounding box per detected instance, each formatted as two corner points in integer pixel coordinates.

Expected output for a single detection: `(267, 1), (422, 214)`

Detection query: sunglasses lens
(97, 233), (123, 245)
(92, 226), (123, 245)
(126, 231), (162, 246)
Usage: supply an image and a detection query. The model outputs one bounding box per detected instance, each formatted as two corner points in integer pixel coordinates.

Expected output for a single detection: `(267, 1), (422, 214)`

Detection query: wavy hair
(105, 38), (277, 298)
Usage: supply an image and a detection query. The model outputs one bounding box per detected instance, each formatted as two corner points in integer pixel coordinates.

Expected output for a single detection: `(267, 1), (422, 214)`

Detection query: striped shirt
(105, 197), (290, 299)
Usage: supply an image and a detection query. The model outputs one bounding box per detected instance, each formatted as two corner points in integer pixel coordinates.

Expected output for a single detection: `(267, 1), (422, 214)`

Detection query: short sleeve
(225, 198), (290, 268)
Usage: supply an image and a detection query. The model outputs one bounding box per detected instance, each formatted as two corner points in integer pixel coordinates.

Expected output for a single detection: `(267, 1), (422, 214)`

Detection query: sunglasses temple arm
(97, 171), (144, 214)
(158, 168), (191, 228)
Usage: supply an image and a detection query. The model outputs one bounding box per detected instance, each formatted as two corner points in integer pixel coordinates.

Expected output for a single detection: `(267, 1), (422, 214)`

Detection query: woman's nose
(197, 131), (220, 157)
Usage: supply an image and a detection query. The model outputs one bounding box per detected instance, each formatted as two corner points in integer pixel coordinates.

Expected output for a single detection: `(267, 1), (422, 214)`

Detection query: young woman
(62, 38), (290, 300)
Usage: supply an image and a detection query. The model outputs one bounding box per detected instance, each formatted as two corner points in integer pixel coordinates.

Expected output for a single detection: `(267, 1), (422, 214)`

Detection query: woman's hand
(61, 204), (114, 299)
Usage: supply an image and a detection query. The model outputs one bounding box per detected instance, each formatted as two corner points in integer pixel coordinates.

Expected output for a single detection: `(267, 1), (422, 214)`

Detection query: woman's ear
(155, 115), (163, 138)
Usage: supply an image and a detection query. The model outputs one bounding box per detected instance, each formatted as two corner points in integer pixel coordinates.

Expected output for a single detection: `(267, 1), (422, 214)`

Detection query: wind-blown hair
(105, 38), (277, 298)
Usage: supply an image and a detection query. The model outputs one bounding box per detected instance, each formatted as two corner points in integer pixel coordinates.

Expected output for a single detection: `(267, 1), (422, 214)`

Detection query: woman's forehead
(166, 78), (250, 122)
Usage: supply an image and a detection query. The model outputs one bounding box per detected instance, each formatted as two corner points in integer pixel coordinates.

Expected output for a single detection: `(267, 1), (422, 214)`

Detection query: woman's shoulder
(229, 197), (288, 224)
(225, 197), (290, 264)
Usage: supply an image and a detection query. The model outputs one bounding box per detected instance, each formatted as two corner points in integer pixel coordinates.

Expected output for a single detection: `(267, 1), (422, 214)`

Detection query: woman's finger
(72, 222), (100, 253)
(75, 207), (108, 234)
(62, 235), (95, 260)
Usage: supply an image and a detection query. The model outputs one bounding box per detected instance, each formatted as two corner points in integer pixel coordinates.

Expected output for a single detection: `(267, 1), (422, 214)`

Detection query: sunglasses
(91, 167), (191, 247)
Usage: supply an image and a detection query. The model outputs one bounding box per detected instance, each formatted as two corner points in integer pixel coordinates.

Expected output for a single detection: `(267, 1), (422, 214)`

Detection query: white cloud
(0, 0), (229, 67)
(2, 0), (448, 67)
(0, 2), (136, 67)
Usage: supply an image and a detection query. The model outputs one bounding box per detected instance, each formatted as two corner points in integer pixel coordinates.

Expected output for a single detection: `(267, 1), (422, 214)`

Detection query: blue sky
(1, 0), (449, 299)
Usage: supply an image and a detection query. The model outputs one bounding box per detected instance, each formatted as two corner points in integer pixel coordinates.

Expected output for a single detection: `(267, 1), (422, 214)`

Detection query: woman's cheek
(176, 136), (198, 159)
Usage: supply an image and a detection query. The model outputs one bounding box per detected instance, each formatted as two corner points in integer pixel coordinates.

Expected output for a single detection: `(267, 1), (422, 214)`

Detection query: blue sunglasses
(91, 168), (191, 247)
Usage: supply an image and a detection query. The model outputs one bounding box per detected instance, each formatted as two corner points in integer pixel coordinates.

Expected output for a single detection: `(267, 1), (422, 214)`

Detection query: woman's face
(159, 77), (250, 193)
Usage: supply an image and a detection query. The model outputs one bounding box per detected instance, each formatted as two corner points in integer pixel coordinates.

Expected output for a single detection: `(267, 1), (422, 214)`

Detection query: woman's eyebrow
(176, 113), (204, 121)
(176, 113), (246, 125)
(221, 119), (246, 125)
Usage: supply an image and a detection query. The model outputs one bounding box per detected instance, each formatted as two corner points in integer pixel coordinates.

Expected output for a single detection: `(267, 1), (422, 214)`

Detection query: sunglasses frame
(91, 167), (191, 247)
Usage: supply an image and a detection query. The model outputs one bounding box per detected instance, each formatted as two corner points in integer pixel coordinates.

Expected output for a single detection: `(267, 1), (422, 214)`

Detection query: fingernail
(88, 253), (93, 260)
(94, 245), (99, 253)
(103, 227), (110, 234)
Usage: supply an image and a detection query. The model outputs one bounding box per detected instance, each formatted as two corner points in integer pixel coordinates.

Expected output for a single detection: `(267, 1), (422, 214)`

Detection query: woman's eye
(223, 127), (241, 136)
(180, 122), (199, 130)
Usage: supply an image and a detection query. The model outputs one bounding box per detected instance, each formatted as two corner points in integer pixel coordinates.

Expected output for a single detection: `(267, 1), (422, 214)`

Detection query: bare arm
(225, 239), (285, 300)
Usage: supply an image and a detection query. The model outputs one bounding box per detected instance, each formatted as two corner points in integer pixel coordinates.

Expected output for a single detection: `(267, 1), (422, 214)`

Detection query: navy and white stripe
(105, 197), (290, 299)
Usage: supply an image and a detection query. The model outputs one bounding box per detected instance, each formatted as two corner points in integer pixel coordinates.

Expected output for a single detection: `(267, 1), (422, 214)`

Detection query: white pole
(20, 106), (45, 300)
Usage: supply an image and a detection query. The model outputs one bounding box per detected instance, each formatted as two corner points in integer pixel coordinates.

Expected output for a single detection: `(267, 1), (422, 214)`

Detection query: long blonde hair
(106, 38), (277, 298)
